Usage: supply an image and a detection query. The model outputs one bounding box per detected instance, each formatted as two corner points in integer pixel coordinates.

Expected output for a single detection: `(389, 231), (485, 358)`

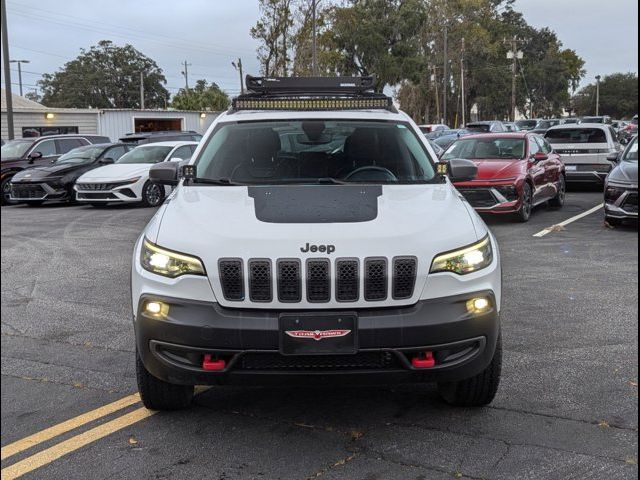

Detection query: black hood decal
(248, 185), (382, 223)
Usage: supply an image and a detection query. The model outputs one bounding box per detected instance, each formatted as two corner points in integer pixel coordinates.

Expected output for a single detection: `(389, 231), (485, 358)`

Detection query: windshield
(1, 140), (33, 159)
(466, 124), (491, 133)
(442, 137), (526, 160)
(581, 117), (604, 123)
(55, 146), (106, 165)
(536, 120), (560, 129)
(622, 137), (638, 162)
(516, 120), (537, 130)
(116, 146), (172, 164)
(545, 128), (607, 144)
(194, 120), (437, 184)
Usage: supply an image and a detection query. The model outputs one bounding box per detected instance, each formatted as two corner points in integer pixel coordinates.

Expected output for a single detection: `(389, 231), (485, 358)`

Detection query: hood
(468, 159), (526, 181)
(11, 162), (90, 182)
(608, 161), (638, 185)
(150, 183), (486, 309)
(77, 163), (152, 182)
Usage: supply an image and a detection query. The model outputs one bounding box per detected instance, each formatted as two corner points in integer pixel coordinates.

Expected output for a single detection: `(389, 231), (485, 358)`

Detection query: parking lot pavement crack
(487, 405), (639, 432)
(0, 372), (123, 393)
(304, 452), (359, 479)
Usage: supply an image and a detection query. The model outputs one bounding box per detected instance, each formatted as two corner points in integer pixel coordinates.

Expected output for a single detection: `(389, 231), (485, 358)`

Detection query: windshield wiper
(315, 177), (350, 185)
(191, 177), (244, 186)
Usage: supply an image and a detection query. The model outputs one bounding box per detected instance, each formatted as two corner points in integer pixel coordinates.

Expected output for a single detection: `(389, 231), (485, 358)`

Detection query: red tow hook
(202, 354), (226, 371)
(411, 351), (436, 369)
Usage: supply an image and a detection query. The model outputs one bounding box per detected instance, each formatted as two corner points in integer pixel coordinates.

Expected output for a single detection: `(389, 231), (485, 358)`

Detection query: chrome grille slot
(392, 257), (417, 299)
(218, 259), (244, 301)
(336, 259), (359, 302)
(306, 259), (330, 302)
(248, 259), (272, 302)
(364, 258), (388, 301)
(277, 259), (301, 302)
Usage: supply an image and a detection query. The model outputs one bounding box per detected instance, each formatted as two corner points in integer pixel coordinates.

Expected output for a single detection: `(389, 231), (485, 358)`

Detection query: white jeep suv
(131, 76), (502, 410)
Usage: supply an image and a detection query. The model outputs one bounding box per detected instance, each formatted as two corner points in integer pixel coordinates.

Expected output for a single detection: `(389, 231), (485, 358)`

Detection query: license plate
(280, 313), (357, 355)
(565, 165), (577, 171)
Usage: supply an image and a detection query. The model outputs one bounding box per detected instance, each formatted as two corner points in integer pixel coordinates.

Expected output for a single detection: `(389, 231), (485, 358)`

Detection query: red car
(443, 132), (566, 222)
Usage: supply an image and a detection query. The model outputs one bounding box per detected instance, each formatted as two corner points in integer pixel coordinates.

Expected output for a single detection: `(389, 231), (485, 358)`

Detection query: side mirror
(446, 158), (478, 182)
(27, 151), (42, 163)
(532, 152), (548, 162)
(98, 157), (115, 165)
(149, 161), (180, 186)
(606, 152), (619, 162)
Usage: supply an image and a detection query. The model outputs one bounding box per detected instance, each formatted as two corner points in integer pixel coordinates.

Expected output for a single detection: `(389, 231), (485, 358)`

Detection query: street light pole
(1, 0), (15, 139)
(311, 0), (318, 75)
(460, 37), (466, 127)
(595, 75), (601, 116)
(442, 26), (448, 125)
(9, 59), (29, 96)
(232, 59), (244, 94)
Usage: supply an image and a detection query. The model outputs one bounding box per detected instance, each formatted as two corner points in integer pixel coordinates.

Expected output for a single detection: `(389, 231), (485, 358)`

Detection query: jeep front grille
(220, 257), (417, 304)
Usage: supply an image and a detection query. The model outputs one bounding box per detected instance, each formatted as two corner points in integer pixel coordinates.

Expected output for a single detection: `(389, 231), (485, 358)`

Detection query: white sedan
(75, 141), (198, 207)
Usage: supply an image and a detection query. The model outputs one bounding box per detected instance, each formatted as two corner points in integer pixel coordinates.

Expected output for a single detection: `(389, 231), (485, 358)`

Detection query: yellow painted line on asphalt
(533, 203), (604, 237)
(0, 393), (141, 461)
(1, 407), (155, 480)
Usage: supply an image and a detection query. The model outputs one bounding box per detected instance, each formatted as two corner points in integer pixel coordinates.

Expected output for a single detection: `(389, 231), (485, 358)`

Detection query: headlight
(605, 186), (626, 203)
(120, 177), (141, 185)
(140, 238), (205, 278)
(430, 236), (493, 275)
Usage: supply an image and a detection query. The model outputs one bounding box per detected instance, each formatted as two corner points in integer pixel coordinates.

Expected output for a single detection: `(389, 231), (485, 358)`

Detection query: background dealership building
(1, 89), (219, 142)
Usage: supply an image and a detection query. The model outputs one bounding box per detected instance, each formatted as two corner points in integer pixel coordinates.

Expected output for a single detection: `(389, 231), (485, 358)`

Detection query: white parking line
(533, 203), (604, 237)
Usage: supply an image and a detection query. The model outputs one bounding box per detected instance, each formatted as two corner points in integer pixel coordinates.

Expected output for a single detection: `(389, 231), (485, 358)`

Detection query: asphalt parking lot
(1, 191), (638, 480)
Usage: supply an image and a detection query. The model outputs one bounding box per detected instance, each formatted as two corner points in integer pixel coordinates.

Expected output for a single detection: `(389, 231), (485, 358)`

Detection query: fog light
(144, 300), (169, 317)
(467, 297), (491, 314)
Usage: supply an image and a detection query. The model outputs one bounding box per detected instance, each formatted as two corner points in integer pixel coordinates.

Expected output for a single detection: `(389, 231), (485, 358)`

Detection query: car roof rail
(231, 75), (396, 113)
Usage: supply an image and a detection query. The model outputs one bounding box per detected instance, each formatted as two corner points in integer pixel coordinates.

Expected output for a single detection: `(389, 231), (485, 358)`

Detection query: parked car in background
(465, 121), (506, 133)
(562, 118), (580, 124)
(1, 134), (111, 205)
(75, 141), (198, 207)
(515, 119), (538, 131)
(544, 124), (621, 184)
(433, 129), (472, 150)
(530, 118), (563, 134)
(619, 118), (638, 144)
(444, 133), (565, 222)
(9, 143), (133, 206)
(418, 124), (449, 135)
(579, 115), (612, 125)
(611, 120), (628, 132)
(503, 122), (521, 132)
(604, 135), (638, 226)
(119, 131), (203, 145)
(427, 139), (445, 158)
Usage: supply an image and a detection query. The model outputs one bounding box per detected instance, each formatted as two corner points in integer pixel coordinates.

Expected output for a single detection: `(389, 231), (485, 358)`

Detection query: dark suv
(118, 131), (203, 145)
(1, 134), (111, 204)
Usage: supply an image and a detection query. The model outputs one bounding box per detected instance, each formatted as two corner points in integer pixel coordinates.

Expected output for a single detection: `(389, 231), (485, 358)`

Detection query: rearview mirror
(606, 152), (619, 162)
(149, 162), (180, 186)
(447, 158), (478, 182)
(99, 157), (115, 165)
(27, 151), (42, 163)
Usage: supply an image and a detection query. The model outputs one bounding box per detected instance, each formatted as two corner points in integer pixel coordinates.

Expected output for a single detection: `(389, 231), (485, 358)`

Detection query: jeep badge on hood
(300, 243), (335, 254)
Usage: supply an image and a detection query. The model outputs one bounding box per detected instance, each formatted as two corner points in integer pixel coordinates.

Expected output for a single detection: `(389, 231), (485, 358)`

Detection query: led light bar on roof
(232, 96), (393, 111)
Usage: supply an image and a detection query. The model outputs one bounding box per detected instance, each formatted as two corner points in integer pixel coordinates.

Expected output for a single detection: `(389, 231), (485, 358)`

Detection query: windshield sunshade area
(56, 146), (106, 165)
(116, 146), (172, 164)
(544, 128), (607, 144)
(442, 138), (526, 160)
(194, 120), (438, 184)
(1, 140), (33, 160)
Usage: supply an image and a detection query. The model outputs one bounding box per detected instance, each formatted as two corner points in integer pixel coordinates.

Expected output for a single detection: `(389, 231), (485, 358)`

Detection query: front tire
(1, 175), (16, 206)
(141, 181), (165, 207)
(548, 174), (566, 208)
(514, 183), (533, 222)
(438, 333), (502, 407)
(136, 350), (193, 410)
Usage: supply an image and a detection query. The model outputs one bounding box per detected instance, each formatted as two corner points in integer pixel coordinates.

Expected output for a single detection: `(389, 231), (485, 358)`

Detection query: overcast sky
(1, 0), (637, 98)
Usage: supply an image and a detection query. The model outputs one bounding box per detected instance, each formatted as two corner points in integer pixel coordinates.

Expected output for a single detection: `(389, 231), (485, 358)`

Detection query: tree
(251, 0), (295, 76)
(572, 73), (638, 118)
(38, 40), (169, 109)
(171, 80), (231, 111)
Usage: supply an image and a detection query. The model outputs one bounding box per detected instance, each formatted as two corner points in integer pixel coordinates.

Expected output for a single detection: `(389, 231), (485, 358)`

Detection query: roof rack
(231, 75), (396, 112)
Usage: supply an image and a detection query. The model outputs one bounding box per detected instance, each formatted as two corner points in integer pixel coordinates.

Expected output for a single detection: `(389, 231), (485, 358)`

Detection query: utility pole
(311, 0), (318, 75)
(460, 37), (466, 127)
(442, 26), (448, 125)
(9, 59), (29, 96)
(139, 71), (145, 109)
(232, 59), (244, 94)
(181, 60), (191, 89)
(2, 0), (15, 140)
(505, 35), (523, 122)
(431, 66), (440, 122)
(595, 75), (601, 116)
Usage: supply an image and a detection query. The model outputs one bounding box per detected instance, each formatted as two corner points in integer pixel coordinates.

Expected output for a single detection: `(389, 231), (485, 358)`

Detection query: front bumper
(74, 180), (143, 203)
(455, 185), (521, 214)
(135, 291), (500, 386)
(605, 186), (638, 219)
(10, 182), (70, 202)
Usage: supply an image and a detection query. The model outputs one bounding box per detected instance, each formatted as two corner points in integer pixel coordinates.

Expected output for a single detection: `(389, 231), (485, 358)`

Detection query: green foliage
(572, 73), (638, 118)
(170, 80), (230, 111)
(251, 0), (295, 76)
(38, 40), (169, 109)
